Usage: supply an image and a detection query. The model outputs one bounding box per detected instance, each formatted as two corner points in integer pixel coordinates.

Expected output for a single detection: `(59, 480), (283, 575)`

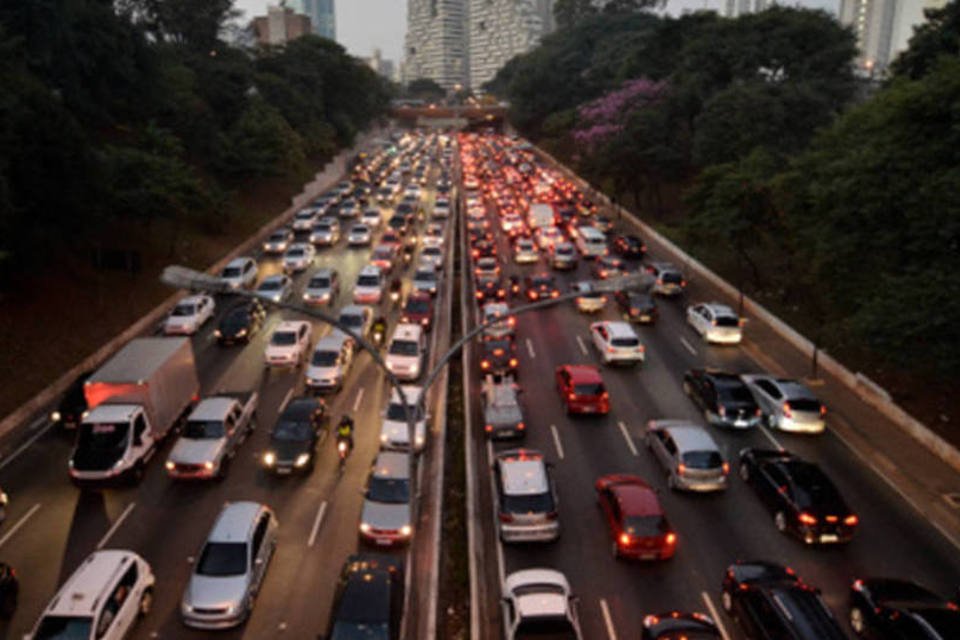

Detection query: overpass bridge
(389, 104), (508, 131)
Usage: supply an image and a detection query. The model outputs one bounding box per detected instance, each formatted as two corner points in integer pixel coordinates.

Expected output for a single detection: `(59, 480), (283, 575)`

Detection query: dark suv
(721, 561), (847, 640)
(216, 299), (266, 345)
(683, 369), (762, 429)
(324, 554), (405, 640)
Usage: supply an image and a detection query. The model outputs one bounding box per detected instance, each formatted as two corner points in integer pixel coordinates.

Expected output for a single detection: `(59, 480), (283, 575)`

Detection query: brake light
(517, 422), (525, 431)
(475, 291), (483, 299)
(782, 402), (793, 419)
(820, 405), (827, 417)
(722, 462), (730, 475)
(607, 346), (616, 353)
(619, 533), (631, 546)
(484, 424), (492, 433)
(677, 463), (687, 475)
(568, 393), (577, 401)
(546, 511), (559, 521)
(681, 279), (687, 287)
(499, 513), (514, 523)
(798, 512), (818, 525)
(551, 290), (559, 298)
(718, 405), (726, 416)
(480, 360), (490, 369)
(844, 514), (859, 526)
(509, 358), (518, 367)
(852, 579), (864, 591)
(665, 532), (677, 545)
(755, 407), (763, 417)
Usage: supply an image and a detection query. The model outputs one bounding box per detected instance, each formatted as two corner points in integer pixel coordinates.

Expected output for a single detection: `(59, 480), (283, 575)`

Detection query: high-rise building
(469, 0), (554, 89)
(837, 0), (946, 75)
(299, 0), (336, 40)
(404, 0), (469, 90)
(365, 49), (397, 82)
(250, 5), (312, 46)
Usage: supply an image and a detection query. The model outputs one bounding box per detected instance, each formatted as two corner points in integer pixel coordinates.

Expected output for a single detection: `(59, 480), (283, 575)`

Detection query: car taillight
(607, 346), (616, 353)
(852, 579), (864, 591)
(755, 407), (763, 417)
(551, 290), (560, 298)
(475, 291), (483, 299)
(568, 393), (577, 401)
(677, 463), (686, 475)
(820, 405), (827, 417)
(509, 358), (518, 367)
(517, 422), (525, 431)
(619, 533), (631, 546)
(798, 512), (818, 525)
(722, 462), (730, 475)
(681, 279), (687, 287)
(484, 424), (492, 433)
(499, 512), (514, 523)
(665, 532), (677, 545)
(601, 391), (609, 400)
(546, 511), (559, 521)
(782, 402), (793, 419)
(844, 514), (859, 526)
(481, 360), (490, 369)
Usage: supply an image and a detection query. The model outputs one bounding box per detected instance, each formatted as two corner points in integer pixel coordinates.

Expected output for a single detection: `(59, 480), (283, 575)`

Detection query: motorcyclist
(389, 278), (403, 304)
(336, 415), (354, 455)
(371, 315), (388, 345)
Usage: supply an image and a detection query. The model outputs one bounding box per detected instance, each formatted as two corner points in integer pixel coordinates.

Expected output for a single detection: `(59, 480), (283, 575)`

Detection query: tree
(406, 78), (445, 101)
(553, 0), (597, 30)
(214, 98), (305, 178)
(118, 0), (238, 51)
(601, 0), (663, 15)
(890, 0), (960, 80)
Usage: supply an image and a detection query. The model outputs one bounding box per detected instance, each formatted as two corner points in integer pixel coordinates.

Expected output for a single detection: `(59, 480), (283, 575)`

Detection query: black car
(683, 369), (762, 429)
(51, 371), (91, 429)
(386, 214), (409, 235)
(471, 239), (497, 259)
(524, 274), (560, 301)
(216, 299), (266, 345)
(325, 554), (405, 640)
(479, 337), (518, 377)
(614, 291), (658, 324)
(642, 611), (720, 639)
(395, 202), (417, 224)
(0, 562), (17, 619)
(739, 448), (858, 544)
(612, 233), (647, 259)
(262, 396), (327, 474)
(475, 277), (506, 304)
(722, 561), (847, 640)
(849, 577), (960, 639)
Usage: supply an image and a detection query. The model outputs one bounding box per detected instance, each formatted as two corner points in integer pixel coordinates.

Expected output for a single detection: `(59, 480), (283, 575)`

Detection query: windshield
(386, 402), (423, 421)
(286, 249), (304, 257)
(271, 331), (297, 346)
(171, 303), (195, 316)
(259, 280), (281, 291)
(312, 350), (338, 366)
(368, 476), (410, 503)
(197, 541), (247, 576)
(34, 616), (94, 640)
(389, 340), (419, 356)
(341, 313), (363, 328)
(331, 622), (390, 640)
(183, 420), (224, 439)
(515, 618), (578, 639)
(502, 492), (555, 514)
(662, 272), (683, 284)
(623, 515), (670, 537)
(309, 277), (331, 289)
(358, 275), (381, 287)
(682, 451), (724, 470)
(715, 316), (739, 327)
(405, 299), (430, 314)
(222, 267), (241, 278)
(611, 337), (639, 347)
(77, 422), (129, 451)
(415, 271), (435, 282)
(273, 420), (313, 441)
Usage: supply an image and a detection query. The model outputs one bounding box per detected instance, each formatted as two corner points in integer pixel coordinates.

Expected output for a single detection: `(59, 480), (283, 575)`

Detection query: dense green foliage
(492, 2), (960, 376)
(0, 0), (391, 275)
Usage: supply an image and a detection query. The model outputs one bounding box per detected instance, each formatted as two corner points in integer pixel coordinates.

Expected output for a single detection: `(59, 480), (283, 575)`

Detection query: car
(471, 238), (497, 259)
(412, 267), (439, 296)
(338, 198), (360, 218)
(370, 243), (397, 274)
(291, 207), (318, 231)
(494, 449), (560, 543)
(432, 198), (450, 218)
(741, 374), (826, 433)
(683, 369), (762, 428)
(513, 237), (539, 264)
(556, 364), (609, 415)
(353, 264), (385, 305)
(338, 304), (373, 340)
(302, 267), (340, 305)
(360, 451), (414, 546)
(590, 321), (645, 365)
(262, 228), (293, 254)
(419, 245), (444, 271)
(50, 371), (92, 429)
(264, 320), (312, 368)
(379, 385), (428, 452)
(481, 375), (525, 440)
(163, 294), (215, 335)
(219, 257), (258, 289)
(645, 420), (729, 492)
(324, 555), (405, 640)
(181, 502), (278, 629)
(216, 299), (266, 346)
(309, 218), (340, 246)
(721, 561), (847, 640)
(475, 276), (507, 304)
(614, 291), (658, 324)
(687, 302), (743, 344)
(0, 562), (17, 619)
(612, 233), (647, 259)
(361, 207), (382, 227)
(401, 292), (434, 331)
(591, 255), (626, 280)
(571, 281), (607, 313)
(647, 262), (686, 296)
(481, 302), (515, 339)
(592, 214), (615, 233)
(739, 448), (858, 544)
(524, 273), (560, 301)
(262, 396), (326, 473)
(848, 577), (960, 639)
(474, 256), (500, 279)
(641, 612), (721, 639)
(282, 242), (316, 273)
(480, 337), (519, 377)
(380, 230), (402, 249)
(550, 241), (578, 270)
(386, 213), (408, 236)
(501, 569), (583, 639)
(346, 223), (372, 246)
(385, 323), (426, 381)
(254, 274), (293, 303)
(595, 474), (677, 560)
(305, 332), (355, 392)
(535, 225), (564, 250)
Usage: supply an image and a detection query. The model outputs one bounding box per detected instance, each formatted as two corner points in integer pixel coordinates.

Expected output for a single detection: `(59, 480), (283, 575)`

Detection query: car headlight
(263, 452), (276, 466)
(273, 294), (282, 302)
(380, 434), (388, 443)
(294, 453), (310, 467)
(51, 410), (61, 422)
(360, 522), (372, 533)
(203, 461), (215, 471)
(410, 363), (420, 374)
(236, 329), (247, 338)
(214, 329), (222, 338)
(400, 525), (413, 537)
(165, 461), (175, 471)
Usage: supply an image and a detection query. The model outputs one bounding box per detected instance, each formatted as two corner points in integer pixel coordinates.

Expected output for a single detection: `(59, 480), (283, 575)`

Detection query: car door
(591, 325), (607, 353)
(649, 429), (672, 471)
(751, 379), (779, 415)
(689, 305), (706, 334)
(758, 464), (790, 512)
(224, 408), (240, 456)
(702, 378), (718, 413)
(250, 514), (270, 593)
(297, 324), (309, 358)
(598, 489), (619, 541)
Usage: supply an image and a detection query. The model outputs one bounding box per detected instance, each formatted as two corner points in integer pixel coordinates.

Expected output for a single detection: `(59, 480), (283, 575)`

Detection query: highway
(461, 134), (960, 640)
(0, 142), (454, 638)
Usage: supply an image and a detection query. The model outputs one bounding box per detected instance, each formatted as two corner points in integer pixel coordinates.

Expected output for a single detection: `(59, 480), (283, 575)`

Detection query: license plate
(820, 534), (839, 543)
(375, 538), (392, 546)
(276, 468), (291, 475)
(639, 552), (657, 560)
(639, 315), (650, 321)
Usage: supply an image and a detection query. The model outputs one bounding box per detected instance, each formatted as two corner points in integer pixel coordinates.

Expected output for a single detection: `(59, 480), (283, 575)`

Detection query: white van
(385, 323), (426, 381)
(574, 226), (608, 258)
(29, 550), (155, 640)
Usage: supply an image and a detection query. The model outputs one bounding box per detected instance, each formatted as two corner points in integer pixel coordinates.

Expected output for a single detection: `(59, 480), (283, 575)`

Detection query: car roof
(311, 267), (335, 279)
(392, 323), (422, 341)
(657, 424), (719, 452)
(360, 264), (382, 276)
(372, 451), (411, 479)
(261, 274), (288, 284)
(209, 501), (265, 542)
(281, 397), (322, 421)
(178, 294), (208, 306)
(189, 397), (237, 422)
(598, 321), (637, 338)
(314, 332), (350, 350)
(45, 550), (142, 616)
(611, 481), (662, 516)
(340, 304), (368, 317)
(226, 257), (253, 268)
(497, 450), (549, 495)
(562, 364), (602, 382)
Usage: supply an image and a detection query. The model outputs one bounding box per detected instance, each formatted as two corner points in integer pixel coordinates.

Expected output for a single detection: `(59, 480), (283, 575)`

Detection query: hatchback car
(302, 268), (339, 306)
(219, 257), (258, 289)
(513, 238), (539, 264)
(261, 397), (326, 474)
(282, 242), (316, 273)
(163, 295), (215, 335)
(412, 267), (439, 296)
(647, 262), (686, 297)
(254, 274), (293, 303)
(420, 245), (444, 270)
(741, 374), (826, 433)
(309, 218), (340, 246)
(262, 228), (293, 254)
(687, 302), (743, 344)
(550, 242), (578, 270)
(556, 364), (609, 415)
(346, 223), (372, 246)
(494, 449), (560, 543)
(353, 265), (385, 305)
(591, 255), (626, 280)
(264, 320), (311, 368)
(360, 451), (413, 546)
(501, 569), (583, 639)
(614, 290), (658, 324)
(474, 256), (501, 279)
(338, 305), (373, 340)
(370, 244), (397, 273)
(291, 207), (318, 231)
(181, 502), (277, 629)
(571, 281), (607, 313)
(361, 208), (382, 228)
(324, 555), (405, 640)
(379, 386), (428, 452)
(590, 321), (645, 365)
(596, 474), (677, 560)
(645, 420), (729, 492)
(385, 323), (426, 381)
(848, 577), (960, 639)
(305, 332), (354, 393)
(683, 369), (761, 428)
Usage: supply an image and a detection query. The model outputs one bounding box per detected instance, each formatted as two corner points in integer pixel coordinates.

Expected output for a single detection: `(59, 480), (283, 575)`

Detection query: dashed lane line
(307, 501), (328, 547)
(0, 503), (41, 549)
(701, 591), (731, 640)
(600, 598), (618, 640)
(680, 337), (698, 356)
(352, 387), (365, 412)
(576, 335), (589, 356)
(550, 424), (565, 460)
(617, 421), (638, 456)
(97, 502), (136, 550)
(525, 338), (536, 359)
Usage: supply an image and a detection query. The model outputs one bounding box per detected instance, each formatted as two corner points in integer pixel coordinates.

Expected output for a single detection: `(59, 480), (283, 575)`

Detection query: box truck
(527, 203), (555, 230)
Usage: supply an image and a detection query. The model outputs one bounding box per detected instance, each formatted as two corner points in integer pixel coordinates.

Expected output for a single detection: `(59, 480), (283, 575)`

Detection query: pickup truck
(481, 375), (525, 440)
(165, 392), (258, 480)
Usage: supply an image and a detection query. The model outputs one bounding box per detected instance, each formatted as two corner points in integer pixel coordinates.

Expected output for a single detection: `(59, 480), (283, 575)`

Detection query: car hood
(361, 500), (411, 531)
(184, 574), (249, 610)
(307, 364), (341, 380)
(165, 316), (198, 328)
(381, 418), (426, 446)
(268, 438), (312, 462)
(169, 438), (225, 466)
(265, 345), (298, 359)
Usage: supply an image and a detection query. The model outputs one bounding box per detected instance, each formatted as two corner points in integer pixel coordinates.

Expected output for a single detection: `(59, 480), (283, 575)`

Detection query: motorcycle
(337, 436), (352, 472)
(509, 276), (521, 297)
(372, 324), (386, 347)
(389, 280), (403, 305)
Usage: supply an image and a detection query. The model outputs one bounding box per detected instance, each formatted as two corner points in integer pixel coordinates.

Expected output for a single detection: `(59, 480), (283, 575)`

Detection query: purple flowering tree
(572, 78), (668, 152)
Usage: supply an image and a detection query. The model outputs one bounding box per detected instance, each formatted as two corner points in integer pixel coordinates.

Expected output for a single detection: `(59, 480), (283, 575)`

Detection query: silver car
(302, 268), (339, 305)
(646, 420), (729, 492)
(347, 223), (372, 246)
(305, 332), (354, 392)
(741, 374), (826, 434)
(359, 451), (413, 547)
(494, 449), (560, 543)
(181, 502), (278, 629)
(502, 569), (583, 640)
(309, 218), (340, 246)
(412, 267), (438, 296)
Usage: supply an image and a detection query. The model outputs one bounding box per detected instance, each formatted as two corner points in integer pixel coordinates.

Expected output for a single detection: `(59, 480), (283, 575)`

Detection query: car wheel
(774, 511), (787, 533)
(739, 463), (750, 482)
(721, 589), (733, 613)
(849, 606), (865, 635)
(138, 588), (153, 617)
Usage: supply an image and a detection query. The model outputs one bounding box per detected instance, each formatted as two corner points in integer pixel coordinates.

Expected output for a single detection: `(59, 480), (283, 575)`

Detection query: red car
(400, 292), (434, 331)
(556, 365), (609, 415)
(596, 475), (677, 560)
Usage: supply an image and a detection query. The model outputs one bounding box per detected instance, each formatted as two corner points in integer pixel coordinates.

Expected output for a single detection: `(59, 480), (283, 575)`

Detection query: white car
(536, 226), (564, 250)
(255, 274), (293, 303)
(482, 302), (515, 339)
(412, 267), (439, 296)
(361, 208), (382, 228)
(433, 198), (451, 219)
(262, 228), (293, 254)
(385, 323), (425, 381)
(282, 242), (316, 273)
(164, 295), (215, 335)
(291, 207), (319, 231)
(302, 268), (339, 305)
(687, 302), (743, 344)
(347, 223), (372, 246)
(420, 245), (444, 270)
(590, 321), (645, 365)
(379, 385), (428, 452)
(359, 450), (413, 546)
(513, 238), (539, 264)
(501, 569), (583, 640)
(353, 264), (385, 304)
(474, 256), (500, 279)
(264, 320), (312, 367)
(741, 374), (826, 433)
(501, 212), (524, 233)
(220, 257), (258, 289)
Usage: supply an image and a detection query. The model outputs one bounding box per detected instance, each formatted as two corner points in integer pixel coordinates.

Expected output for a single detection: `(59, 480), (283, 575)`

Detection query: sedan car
(338, 305), (373, 340)
(683, 369), (761, 428)
(359, 451), (413, 546)
(535, 226), (564, 250)
(401, 292), (434, 331)
(513, 237), (539, 264)
(216, 299), (266, 346)
(264, 320), (312, 368)
(572, 281), (607, 313)
(480, 337), (519, 377)
(550, 242), (578, 270)
(481, 302), (515, 339)
(739, 448), (858, 544)
(163, 294), (215, 335)
(596, 474), (677, 560)
(524, 273), (560, 301)
(324, 555), (405, 640)
(642, 612), (720, 639)
(849, 577), (960, 639)
(741, 374), (826, 433)
(612, 233), (647, 259)
(687, 302), (743, 344)
(591, 255), (626, 280)
(475, 277), (507, 304)
(346, 223), (372, 246)
(501, 569), (583, 640)
(474, 256), (500, 279)
(262, 396), (326, 474)
(590, 321), (645, 365)
(361, 207), (382, 228)
(254, 274), (293, 303)
(262, 228), (293, 254)
(378, 386), (428, 452)
(219, 256), (258, 289)
(309, 218), (340, 246)
(282, 242), (316, 273)
(412, 267), (439, 296)
(302, 268), (339, 306)
(614, 291), (658, 324)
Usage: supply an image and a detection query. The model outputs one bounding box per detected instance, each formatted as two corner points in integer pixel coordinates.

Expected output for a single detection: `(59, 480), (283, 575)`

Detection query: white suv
(353, 265), (385, 305)
(590, 321), (645, 365)
(264, 321), (312, 367)
(494, 448), (560, 543)
(385, 324), (425, 381)
(687, 302), (742, 344)
(501, 569), (583, 640)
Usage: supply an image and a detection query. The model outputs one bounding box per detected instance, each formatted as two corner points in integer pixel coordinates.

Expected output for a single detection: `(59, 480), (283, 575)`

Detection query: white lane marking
(352, 387), (365, 412)
(488, 440), (506, 588)
(550, 424), (565, 460)
(680, 337), (698, 356)
(617, 421), (638, 456)
(525, 338), (535, 359)
(701, 591), (731, 640)
(576, 335), (589, 356)
(97, 502), (136, 549)
(0, 419), (56, 472)
(759, 424), (784, 450)
(28, 415), (46, 432)
(279, 388), (294, 414)
(0, 503), (41, 549)
(600, 598), (618, 640)
(307, 501), (328, 547)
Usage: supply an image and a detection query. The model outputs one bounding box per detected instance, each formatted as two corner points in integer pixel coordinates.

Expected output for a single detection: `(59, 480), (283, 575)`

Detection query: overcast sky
(232, 0), (840, 65)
